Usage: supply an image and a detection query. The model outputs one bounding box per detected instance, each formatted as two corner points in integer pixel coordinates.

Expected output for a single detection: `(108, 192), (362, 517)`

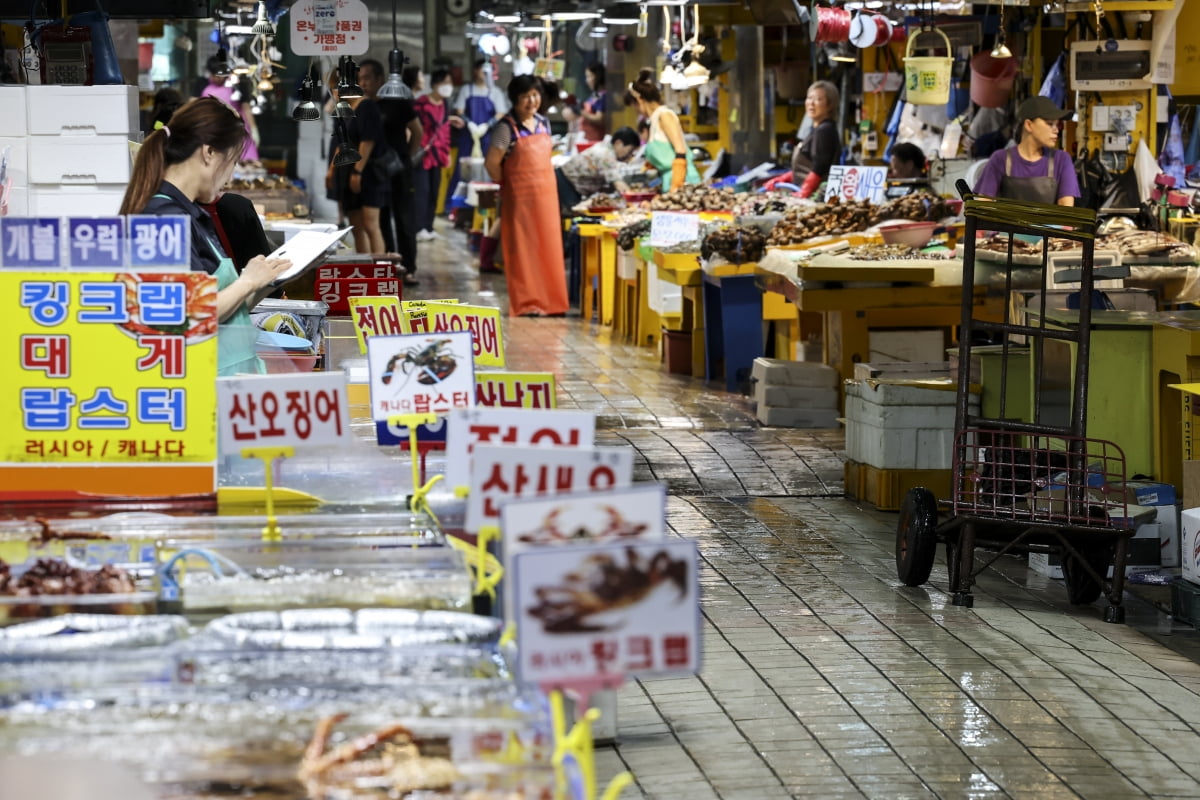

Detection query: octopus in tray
(299, 713), (462, 799)
(527, 546), (688, 633)
(115, 272), (220, 344)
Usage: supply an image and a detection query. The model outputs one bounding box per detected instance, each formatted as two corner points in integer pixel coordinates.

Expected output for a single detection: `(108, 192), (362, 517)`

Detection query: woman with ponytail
(121, 97), (293, 376)
(622, 69), (699, 192)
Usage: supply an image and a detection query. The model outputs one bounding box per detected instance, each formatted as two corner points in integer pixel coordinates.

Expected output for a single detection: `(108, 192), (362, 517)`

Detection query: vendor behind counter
(972, 96), (1079, 206)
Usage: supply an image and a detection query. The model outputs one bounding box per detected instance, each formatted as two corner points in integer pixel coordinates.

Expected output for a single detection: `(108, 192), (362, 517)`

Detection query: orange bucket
(969, 51), (1018, 108)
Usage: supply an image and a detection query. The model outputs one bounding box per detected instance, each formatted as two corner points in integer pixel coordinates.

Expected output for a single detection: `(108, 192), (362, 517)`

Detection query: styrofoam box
(29, 136), (133, 185)
(1029, 521), (1163, 580)
(845, 380), (979, 470)
(751, 357), (839, 388)
(26, 85), (139, 137)
(756, 404), (841, 428)
(647, 265), (682, 315)
(0, 136), (29, 187)
(868, 329), (945, 364)
(618, 251), (639, 281)
(754, 383), (839, 409)
(28, 187), (127, 217)
(0, 86), (27, 137)
(1, 185), (28, 216)
(1182, 508), (1200, 586)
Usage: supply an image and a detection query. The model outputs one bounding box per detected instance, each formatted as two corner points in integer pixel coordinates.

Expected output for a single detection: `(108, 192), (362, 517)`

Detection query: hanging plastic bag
(1075, 148), (1110, 211)
(1038, 52), (1067, 108)
(1160, 113), (1188, 187)
(1133, 137), (1160, 203)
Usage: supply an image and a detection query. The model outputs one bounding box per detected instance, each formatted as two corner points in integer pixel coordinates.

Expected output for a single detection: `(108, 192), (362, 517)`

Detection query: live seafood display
(701, 225), (767, 265)
(0, 559), (155, 622)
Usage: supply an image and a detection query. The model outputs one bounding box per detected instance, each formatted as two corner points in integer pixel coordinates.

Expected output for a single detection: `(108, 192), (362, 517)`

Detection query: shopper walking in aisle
(578, 62), (609, 143)
(624, 69), (700, 191)
(764, 80), (841, 198)
(484, 74), (570, 317)
(329, 65), (391, 255)
(199, 54), (259, 162)
(361, 58), (421, 287)
(120, 97), (292, 376)
(413, 68), (460, 241)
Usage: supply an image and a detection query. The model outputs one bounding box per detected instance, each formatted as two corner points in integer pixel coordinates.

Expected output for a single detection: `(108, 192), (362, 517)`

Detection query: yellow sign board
(400, 298), (459, 334)
(0, 272), (218, 500)
(348, 295), (404, 353)
(425, 302), (505, 368)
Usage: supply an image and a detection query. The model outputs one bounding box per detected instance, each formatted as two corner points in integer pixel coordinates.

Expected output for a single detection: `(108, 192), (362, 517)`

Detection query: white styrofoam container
(1159, 504), (1181, 568)
(751, 357), (839, 389)
(29, 136), (133, 185)
(1182, 508), (1200, 585)
(618, 251), (640, 281)
(1, 185), (28, 216)
(868, 329), (945, 364)
(844, 380), (979, 470)
(26, 85), (139, 137)
(647, 264), (683, 315)
(756, 404), (840, 428)
(0, 136), (29, 187)
(0, 86), (27, 137)
(28, 187), (127, 217)
(754, 383), (839, 409)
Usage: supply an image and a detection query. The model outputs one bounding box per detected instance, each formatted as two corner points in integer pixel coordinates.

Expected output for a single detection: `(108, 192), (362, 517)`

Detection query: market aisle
(416, 228), (1200, 800)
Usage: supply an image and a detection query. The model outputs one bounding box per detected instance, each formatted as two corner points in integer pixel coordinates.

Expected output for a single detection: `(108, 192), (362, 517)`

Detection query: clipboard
(268, 227), (352, 286)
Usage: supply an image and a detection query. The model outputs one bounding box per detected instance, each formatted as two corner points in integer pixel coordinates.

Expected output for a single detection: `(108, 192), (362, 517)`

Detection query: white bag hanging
(1133, 137), (1160, 203)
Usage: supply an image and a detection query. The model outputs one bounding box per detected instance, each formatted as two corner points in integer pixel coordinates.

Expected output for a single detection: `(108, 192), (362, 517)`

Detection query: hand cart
(894, 193), (1136, 623)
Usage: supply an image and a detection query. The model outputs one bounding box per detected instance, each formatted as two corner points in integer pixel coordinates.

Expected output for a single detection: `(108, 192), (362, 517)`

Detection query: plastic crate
(843, 459), (953, 512)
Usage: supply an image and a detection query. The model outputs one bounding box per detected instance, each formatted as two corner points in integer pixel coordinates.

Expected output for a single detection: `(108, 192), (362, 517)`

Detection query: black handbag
(371, 145), (405, 180)
(1075, 148), (1109, 211)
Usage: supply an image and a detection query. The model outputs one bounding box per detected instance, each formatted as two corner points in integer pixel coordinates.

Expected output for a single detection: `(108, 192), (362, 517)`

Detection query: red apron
(500, 123), (569, 317)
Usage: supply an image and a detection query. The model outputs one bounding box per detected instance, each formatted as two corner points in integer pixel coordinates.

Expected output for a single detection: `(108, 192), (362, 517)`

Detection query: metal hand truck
(894, 192), (1135, 623)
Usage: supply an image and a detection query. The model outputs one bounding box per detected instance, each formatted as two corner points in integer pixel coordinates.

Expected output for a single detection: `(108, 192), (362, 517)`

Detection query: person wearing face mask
(119, 97), (293, 376)
(413, 68), (462, 241)
(972, 96), (1079, 206)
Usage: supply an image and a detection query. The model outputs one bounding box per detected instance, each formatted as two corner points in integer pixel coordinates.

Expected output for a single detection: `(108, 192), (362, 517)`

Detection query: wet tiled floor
(411, 224), (1200, 799)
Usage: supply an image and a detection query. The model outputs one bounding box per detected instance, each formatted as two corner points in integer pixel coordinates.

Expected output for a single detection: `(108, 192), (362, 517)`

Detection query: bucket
(969, 51), (1018, 108)
(773, 61), (811, 100)
(904, 29), (953, 106)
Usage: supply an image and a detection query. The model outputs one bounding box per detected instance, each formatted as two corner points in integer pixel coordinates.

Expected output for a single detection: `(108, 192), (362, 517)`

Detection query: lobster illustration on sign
(381, 338), (457, 390)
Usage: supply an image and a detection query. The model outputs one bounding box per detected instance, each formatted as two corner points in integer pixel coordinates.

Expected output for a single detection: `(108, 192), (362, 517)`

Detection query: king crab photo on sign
(527, 546), (689, 633)
(517, 505), (649, 545)
(381, 337), (457, 393)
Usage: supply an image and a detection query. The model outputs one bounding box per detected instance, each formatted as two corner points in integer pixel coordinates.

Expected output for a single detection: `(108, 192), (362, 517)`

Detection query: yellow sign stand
(239, 446), (295, 541)
(548, 688), (634, 800)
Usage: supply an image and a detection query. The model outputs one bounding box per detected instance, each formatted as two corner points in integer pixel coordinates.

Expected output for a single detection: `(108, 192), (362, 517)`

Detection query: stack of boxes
(750, 358), (839, 428)
(0, 85), (139, 217)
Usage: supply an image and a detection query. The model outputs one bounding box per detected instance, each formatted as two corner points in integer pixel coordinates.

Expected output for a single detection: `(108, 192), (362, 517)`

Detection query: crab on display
(526, 546), (689, 633)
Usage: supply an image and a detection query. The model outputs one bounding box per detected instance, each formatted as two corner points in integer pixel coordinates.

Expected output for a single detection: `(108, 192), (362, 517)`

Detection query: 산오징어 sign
(216, 372), (350, 453)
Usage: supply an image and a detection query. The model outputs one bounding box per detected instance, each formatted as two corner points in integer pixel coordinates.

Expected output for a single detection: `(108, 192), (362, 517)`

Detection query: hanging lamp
(377, 0), (412, 99)
(292, 65), (321, 121)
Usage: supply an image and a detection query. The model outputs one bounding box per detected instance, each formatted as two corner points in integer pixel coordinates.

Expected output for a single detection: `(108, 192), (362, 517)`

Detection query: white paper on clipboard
(268, 227), (352, 286)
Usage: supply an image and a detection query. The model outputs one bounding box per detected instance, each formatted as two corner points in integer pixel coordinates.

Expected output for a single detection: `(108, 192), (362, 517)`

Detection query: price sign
(465, 444), (633, 532)
(291, 0), (369, 55)
(1, 217), (62, 269)
(444, 407), (595, 490)
(217, 373), (350, 452)
(534, 58), (565, 82)
(649, 211), (699, 248)
(424, 302), (505, 368)
(512, 539), (700, 684)
(824, 165), (888, 206)
(348, 295), (404, 354)
(475, 371), (556, 409)
(400, 298), (458, 334)
(0, 271), (218, 501)
(66, 217), (126, 269)
(126, 215), (191, 270)
(366, 332), (475, 444)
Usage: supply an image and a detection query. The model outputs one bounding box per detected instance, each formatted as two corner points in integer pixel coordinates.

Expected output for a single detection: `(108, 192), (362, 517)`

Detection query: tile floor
(410, 224), (1200, 799)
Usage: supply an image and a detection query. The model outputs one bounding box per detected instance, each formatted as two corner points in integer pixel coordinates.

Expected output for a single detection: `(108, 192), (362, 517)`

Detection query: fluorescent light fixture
(831, 54), (857, 63)
(602, 11), (640, 24)
(590, 25), (611, 36)
(542, 11), (602, 21)
(493, 13), (521, 23)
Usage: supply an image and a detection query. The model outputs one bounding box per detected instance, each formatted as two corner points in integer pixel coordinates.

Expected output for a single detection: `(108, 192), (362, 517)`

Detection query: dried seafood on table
(701, 225), (767, 265)
(649, 184), (738, 212)
(615, 218), (652, 251)
(1100, 229), (1194, 259)
(868, 190), (955, 224)
(583, 192), (624, 211)
(976, 234), (1081, 255)
(766, 198), (875, 245)
(844, 243), (956, 261)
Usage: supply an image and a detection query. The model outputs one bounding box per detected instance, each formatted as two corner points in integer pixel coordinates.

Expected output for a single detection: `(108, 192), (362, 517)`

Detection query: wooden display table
(575, 222), (619, 326)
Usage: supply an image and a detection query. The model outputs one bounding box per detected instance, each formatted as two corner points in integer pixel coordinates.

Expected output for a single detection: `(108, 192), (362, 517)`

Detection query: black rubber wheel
(1104, 605), (1126, 624)
(896, 488), (939, 587)
(1061, 543), (1112, 605)
(952, 591), (974, 608)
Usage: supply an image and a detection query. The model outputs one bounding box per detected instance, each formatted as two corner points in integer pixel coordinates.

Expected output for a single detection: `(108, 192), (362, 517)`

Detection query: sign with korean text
(824, 165), (888, 205)
(465, 444), (634, 532)
(444, 407), (595, 489)
(126, 215), (191, 270)
(475, 371), (556, 409)
(316, 276), (400, 314)
(500, 484), (667, 621)
(367, 332), (474, 443)
(400, 298), (458, 334)
(424, 302), (505, 368)
(216, 373), (350, 453)
(512, 539), (700, 685)
(348, 295), (404, 354)
(649, 212), (699, 248)
(534, 58), (566, 82)
(0, 271), (218, 500)
(1, 218), (63, 269)
(66, 217), (126, 269)
(291, 0), (369, 55)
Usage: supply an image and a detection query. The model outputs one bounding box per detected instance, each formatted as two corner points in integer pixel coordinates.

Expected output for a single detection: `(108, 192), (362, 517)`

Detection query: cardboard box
(1028, 521), (1163, 580)
(1107, 481), (1177, 509)
(1182, 508), (1200, 586)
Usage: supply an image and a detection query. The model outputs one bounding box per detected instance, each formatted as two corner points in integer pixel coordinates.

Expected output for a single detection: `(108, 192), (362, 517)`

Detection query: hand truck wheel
(895, 487), (938, 587)
(1061, 543), (1112, 605)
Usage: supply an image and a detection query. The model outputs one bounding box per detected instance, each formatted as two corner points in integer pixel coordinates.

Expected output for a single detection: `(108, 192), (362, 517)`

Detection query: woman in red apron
(483, 75), (569, 317)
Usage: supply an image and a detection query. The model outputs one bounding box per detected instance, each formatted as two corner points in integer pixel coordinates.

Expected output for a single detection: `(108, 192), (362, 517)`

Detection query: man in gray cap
(972, 96), (1080, 205)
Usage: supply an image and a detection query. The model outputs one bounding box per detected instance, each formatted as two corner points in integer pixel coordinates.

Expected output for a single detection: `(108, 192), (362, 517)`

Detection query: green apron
(644, 139), (701, 185)
(152, 193), (262, 377)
